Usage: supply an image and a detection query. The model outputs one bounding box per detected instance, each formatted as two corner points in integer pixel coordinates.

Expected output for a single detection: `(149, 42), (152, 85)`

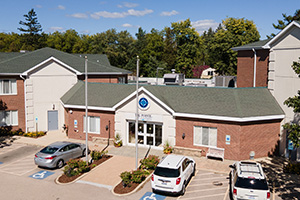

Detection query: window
(194, 126), (217, 147)
(0, 110), (18, 126)
(118, 77), (126, 84)
(83, 116), (100, 134)
(0, 79), (17, 94)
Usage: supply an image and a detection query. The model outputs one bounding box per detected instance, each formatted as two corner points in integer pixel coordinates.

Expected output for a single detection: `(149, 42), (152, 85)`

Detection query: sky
(1, 0), (300, 39)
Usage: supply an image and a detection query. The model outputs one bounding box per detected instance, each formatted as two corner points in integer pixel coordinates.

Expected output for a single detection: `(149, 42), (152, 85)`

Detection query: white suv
(151, 154), (196, 195)
(230, 161), (270, 200)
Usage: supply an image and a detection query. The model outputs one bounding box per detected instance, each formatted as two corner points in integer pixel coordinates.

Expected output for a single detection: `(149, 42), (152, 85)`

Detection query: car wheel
(57, 159), (64, 169)
(82, 149), (86, 157)
(192, 163), (196, 176)
(181, 182), (186, 195)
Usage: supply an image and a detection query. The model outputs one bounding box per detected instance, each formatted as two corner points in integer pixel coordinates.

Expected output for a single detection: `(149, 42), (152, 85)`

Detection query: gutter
(19, 74), (27, 132)
(252, 48), (257, 87)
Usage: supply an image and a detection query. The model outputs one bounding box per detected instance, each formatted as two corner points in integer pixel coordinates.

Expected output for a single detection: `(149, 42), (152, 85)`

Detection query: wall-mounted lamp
(106, 125), (109, 131)
(182, 133), (185, 139)
(52, 104), (55, 110)
(69, 110), (73, 114)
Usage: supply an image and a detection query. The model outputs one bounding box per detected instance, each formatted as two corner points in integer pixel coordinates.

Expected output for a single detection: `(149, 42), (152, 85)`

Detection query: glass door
(128, 121), (162, 147)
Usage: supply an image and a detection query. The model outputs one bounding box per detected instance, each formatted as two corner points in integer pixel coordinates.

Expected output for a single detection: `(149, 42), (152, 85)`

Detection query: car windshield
(154, 166), (180, 178)
(235, 177), (268, 190)
(40, 146), (59, 154)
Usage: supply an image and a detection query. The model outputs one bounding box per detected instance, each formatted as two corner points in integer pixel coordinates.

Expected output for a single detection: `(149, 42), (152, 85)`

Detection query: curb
(111, 172), (153, 196)
(55, 156), (112, 185)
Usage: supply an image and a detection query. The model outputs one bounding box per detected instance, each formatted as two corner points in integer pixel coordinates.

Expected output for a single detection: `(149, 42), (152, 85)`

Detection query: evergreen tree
(269, 9), (300, 38)
(18, 8), (42, 34)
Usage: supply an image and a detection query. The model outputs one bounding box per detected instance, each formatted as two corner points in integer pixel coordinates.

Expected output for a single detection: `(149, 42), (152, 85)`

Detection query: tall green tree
(162, 27), (176, 73)
(283, 58), (300, 149)
(18, 8), (43, 50)
(171, 19), (203, 78)
(270, 9), (300, 38)
(18, 8), (42, 34)
(210, 17), (260, 75)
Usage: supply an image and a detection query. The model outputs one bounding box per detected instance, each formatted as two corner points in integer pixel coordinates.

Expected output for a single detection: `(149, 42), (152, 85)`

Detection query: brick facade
(237, 49), (269, 88)
(64, 108), (115, 141)
(175, 117), (281, 160)
(0, 77), (25, 131)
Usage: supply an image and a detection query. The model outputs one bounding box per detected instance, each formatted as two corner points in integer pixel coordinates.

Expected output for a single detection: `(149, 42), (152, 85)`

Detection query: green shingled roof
(0, 47), (131, 74)
(232, 39), (272, 51)
(61, 82), (284, 119)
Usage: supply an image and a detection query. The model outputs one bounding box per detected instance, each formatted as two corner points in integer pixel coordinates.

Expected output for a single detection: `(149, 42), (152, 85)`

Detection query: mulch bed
(113, 182), (140, 194)
(113, 169), (154, 194)
(57, 155), (112, 183)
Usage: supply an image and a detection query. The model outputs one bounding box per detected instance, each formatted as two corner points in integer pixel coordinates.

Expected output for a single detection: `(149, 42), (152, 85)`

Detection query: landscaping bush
(139, 155), (160, 170)
(283, 161), (300, 175)
(91, 150), (108, 161)
(120, 171), (132, 187)
(63, 159), (90, 177)
(23, 131), (46, 138)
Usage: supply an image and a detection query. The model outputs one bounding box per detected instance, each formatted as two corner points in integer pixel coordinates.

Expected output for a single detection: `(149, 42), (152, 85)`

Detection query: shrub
(163, 141), (173, 154)
(283, 162), (300, 175)
(120, 171), (132, 187)
(131, 169), (149, 183)
(139, 155), (160, 170)
(91, 150), (108, 161)
(63, 159), (90, 177)
(114, 133), (122, 147)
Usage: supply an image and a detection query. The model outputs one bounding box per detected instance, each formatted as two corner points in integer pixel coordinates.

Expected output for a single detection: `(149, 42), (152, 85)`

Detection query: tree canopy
(1, 15), (261, 78)
(269, 9), (300, 38)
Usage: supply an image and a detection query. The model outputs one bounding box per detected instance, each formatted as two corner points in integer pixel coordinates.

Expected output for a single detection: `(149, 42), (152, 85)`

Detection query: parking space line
(186, 186), (228, 193)
(179, 193), (225, 200)
(223, 185), (229, 200)
(191, 176), (227, 181)
(188, 180), (228, 187)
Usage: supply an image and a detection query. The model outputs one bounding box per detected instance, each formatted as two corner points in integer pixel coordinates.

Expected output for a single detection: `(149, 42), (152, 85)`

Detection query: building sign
(226, 135), (231, 145)
(74, 120), (78, 128)
(288, 140), (294, 151)
(139, 97), (149, 110)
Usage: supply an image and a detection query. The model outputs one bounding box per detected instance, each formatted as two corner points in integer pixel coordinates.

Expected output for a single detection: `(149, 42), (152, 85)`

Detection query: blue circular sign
(139, 97), (149, 109)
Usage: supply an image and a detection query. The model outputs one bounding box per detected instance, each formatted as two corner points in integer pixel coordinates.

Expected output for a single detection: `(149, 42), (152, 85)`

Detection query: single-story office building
(61, 82), (284, 160)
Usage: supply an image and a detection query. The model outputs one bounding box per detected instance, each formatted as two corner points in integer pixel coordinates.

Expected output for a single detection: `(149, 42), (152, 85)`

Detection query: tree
(283, 58), (300, 149)
(270, 9), (300, 38)
(210, 17), (260, 75)
(18, 8), (43, 50)
(18, 8), (42, 34)
(162, 27), (176, 72)
(171, 19), (204, 78)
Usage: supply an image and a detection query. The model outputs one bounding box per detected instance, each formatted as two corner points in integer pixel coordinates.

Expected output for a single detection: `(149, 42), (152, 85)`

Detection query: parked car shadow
(259, 156), (300, 200)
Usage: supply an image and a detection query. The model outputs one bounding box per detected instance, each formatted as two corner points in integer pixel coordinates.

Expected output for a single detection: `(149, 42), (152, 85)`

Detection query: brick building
(0, 48), (130, 132)
(61, 82), (284, 160)
(233, 21), (300, 158)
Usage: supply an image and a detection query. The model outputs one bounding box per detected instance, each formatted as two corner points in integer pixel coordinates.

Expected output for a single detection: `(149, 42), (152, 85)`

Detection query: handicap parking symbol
(29, 170), (54, 180)
(140, 192), (165, 200)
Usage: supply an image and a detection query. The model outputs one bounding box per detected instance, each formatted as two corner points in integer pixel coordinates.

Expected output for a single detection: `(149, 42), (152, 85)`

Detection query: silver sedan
(34, 141), (88, 169)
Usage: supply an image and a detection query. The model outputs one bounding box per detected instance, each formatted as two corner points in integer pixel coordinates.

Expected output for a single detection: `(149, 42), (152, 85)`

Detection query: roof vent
(171, 69), (176, 74)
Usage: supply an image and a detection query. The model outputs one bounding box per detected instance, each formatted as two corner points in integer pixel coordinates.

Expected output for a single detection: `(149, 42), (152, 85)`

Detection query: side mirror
(229, 165), (235, 169)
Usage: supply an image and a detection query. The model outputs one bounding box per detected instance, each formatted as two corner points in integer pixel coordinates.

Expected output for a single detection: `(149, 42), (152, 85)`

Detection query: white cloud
(122, 23), (133, 28)
(160, 10), (179, 16)
(191, 19), (219, 34)
(118, 2), (139, 8)
(57, 5), (65, 10)
(48, 27), (64, 33)
(69, 13), (89, 19)
(91, 9), (153, 19)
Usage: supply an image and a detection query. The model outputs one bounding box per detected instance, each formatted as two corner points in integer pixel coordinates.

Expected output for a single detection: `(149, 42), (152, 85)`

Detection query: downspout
(252, 48), (257, 87)
(19, 74), (27, 132)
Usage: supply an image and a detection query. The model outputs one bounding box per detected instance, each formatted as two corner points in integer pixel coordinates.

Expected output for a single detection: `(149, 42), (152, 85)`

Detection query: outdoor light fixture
(52, 104), (55, 110)
(182, 133), (185, 139)
(106, 125), (109, 131)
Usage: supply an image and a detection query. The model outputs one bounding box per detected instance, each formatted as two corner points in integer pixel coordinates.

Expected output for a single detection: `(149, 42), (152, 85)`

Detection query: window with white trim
(83, 116), (100, 134)
(0, 110), (18, 126)
(194, 126), (217, 147)
(0, 79), (17, 95)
